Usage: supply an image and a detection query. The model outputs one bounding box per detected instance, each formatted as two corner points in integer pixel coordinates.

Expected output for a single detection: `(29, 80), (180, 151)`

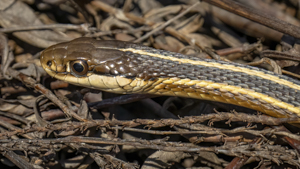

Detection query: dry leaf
(0, 0), (72, 48)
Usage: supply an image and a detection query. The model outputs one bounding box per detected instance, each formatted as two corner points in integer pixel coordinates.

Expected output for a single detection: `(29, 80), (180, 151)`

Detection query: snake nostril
(47, 61), (52, 67)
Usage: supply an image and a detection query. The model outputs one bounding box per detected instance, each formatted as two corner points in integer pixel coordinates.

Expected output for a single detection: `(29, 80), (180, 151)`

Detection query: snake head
(40, 37), (144, 93)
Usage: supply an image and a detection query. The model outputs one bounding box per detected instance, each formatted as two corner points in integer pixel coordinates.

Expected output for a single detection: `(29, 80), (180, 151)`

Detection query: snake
(40, 37), (300, 122)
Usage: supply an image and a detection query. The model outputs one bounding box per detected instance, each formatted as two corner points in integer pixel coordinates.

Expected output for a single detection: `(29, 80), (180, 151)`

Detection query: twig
(0, 136), (298, 165)
(134, 2), (201, 43)
(88, 94), (155, 109)
(7, 67), (86, 122)
(203, 0), (300, 39)
(0, 112), (297, 139)
(0, 24), (93, 33)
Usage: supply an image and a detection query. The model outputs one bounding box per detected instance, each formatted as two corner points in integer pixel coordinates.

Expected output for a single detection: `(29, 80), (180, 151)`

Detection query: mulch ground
(0, 0), (300, 168)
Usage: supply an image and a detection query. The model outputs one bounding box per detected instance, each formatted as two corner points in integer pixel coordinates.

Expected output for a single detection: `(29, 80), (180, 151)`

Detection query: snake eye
(70, 60), (88, 76)
(47, 61), (52, 67)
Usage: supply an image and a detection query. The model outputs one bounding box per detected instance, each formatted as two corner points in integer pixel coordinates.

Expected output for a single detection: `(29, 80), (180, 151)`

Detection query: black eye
(47, 61), (52, 67)
(70, 60), (88, 76)
(73, 63), (84, 72)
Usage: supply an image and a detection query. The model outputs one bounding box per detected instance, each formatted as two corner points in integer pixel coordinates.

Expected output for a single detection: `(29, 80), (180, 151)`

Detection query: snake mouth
(41, 66), (131, 92)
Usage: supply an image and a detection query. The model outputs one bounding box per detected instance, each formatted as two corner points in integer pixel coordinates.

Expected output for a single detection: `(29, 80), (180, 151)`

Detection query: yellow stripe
(120, 48), (300, 92)
(155, 77), (300, 117)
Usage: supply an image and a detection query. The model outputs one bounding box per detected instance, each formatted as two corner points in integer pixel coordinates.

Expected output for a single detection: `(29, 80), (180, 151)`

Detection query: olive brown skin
(40, 37), (144, 92)
(41, 37), (136, 77)
(40, 37), (300, 120)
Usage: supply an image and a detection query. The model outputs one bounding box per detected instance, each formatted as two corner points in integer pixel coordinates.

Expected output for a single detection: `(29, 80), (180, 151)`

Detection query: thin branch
(203, 0), (300, 39)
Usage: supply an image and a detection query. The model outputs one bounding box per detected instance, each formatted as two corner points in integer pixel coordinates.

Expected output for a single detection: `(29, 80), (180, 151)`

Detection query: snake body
(40, 37), (300, 120)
